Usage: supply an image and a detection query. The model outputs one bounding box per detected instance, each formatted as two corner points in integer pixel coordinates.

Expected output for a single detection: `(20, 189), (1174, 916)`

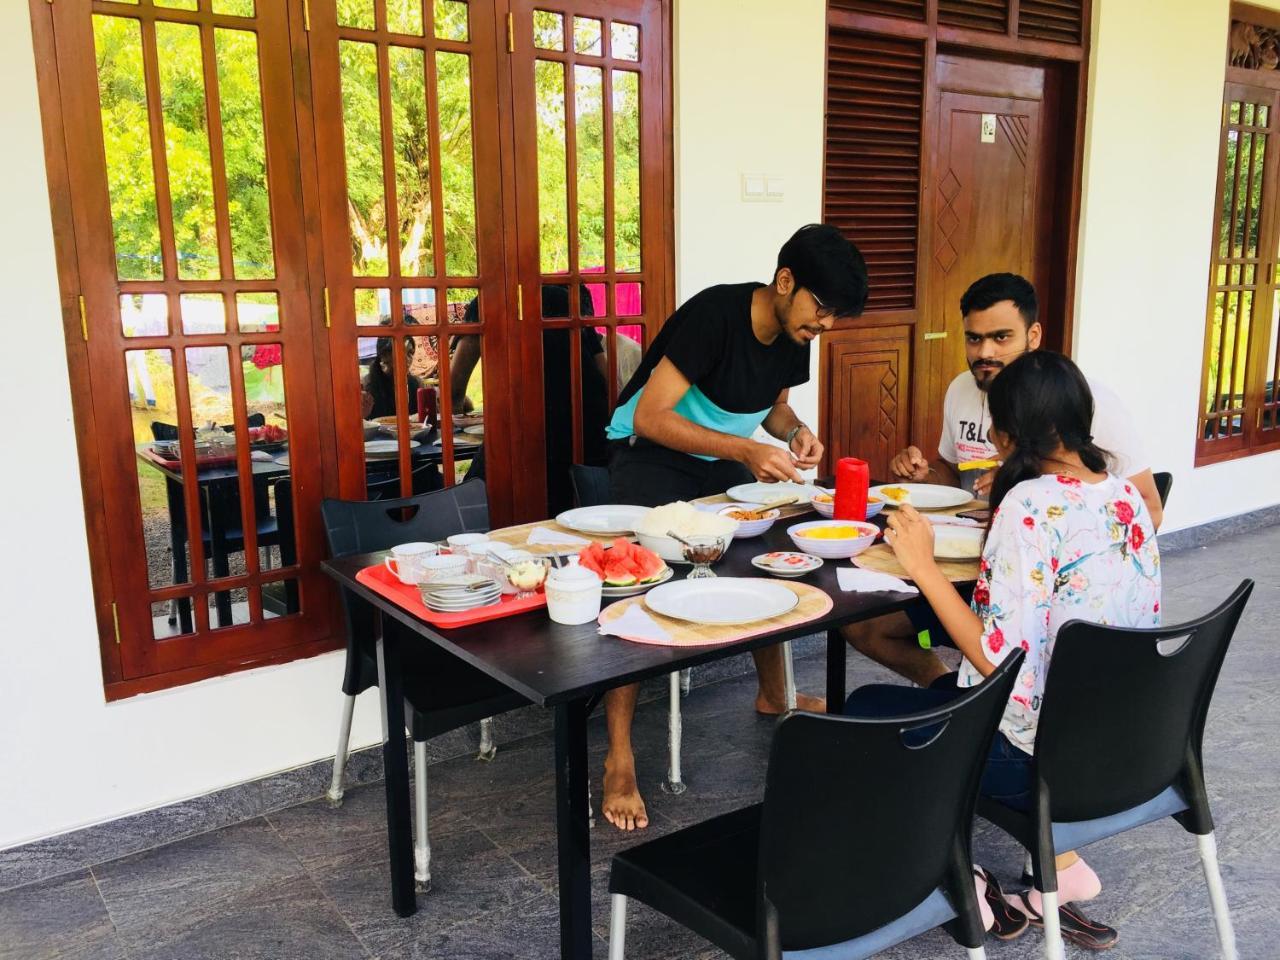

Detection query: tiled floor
(2, 527), (1276, 960)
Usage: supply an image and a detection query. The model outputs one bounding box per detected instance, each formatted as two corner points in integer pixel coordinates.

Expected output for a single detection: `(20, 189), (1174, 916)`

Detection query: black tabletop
(322, 521), (935, 707)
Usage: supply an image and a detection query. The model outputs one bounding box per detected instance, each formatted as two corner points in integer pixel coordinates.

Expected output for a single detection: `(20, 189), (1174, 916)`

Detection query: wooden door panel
(917, 80), (1045, 460)
(821, 326), (912, 482)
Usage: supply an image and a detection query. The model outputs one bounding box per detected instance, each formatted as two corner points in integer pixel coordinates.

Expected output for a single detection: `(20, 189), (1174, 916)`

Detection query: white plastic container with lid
(545, 560), (603, 625)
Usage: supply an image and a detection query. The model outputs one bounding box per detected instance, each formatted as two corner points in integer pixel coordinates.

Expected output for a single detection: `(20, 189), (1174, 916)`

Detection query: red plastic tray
(356, 561), (547, 628)
(144, 446), (239, 470)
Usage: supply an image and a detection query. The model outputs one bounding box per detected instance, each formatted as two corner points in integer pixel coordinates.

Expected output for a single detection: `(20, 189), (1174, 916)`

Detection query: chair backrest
(321, 478), (489, 558)
(569, 464), (610, 508)
(1153, 471), (1173, 507)
(757, 651), (1024, 953)
(1034, 580), (1252, 823)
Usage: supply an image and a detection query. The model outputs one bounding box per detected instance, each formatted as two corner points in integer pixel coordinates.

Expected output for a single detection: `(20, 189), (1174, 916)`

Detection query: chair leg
(477, 716), (498, 762)
(662, 672), (687, 795)
(965, 948), (987, 960)
(782, 641), (797, 710)
(1040, 890), (1066, 960)
(413, 739), (431, 892)
(325, 694), (357, 807)
(1197, 832), (1238, 959)
(679, 667), (692, 697)
(608, 894), (628, 960)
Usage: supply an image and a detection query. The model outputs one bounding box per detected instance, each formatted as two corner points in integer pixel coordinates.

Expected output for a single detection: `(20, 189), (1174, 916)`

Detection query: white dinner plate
(364, 439), (421, 458)
(933, 525), (984, 560)
(463, 425), (485, 437)
(645, 577), (798, 625)
(868, 483), (972, 511)
(555, 504), (650, 536)
(601, 565), (674, 597)
(725, 481), (817, 505)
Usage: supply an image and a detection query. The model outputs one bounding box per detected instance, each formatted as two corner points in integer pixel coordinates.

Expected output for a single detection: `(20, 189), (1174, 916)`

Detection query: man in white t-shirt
(844, 273), (1164, 688)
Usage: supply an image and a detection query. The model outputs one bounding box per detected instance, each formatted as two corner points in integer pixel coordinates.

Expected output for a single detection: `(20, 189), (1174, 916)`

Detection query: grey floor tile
(383, 892), (574, 960)
(0, 871), (123, 960)
(92, 818), (305, 955)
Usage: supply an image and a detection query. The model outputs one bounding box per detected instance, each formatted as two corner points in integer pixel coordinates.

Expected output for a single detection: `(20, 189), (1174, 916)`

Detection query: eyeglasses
(808, 288), (835, 319)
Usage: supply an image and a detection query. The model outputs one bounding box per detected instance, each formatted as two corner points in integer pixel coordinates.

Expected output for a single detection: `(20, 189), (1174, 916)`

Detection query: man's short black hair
(776, 223), (869, 319)
(960, 273), (1038, 326)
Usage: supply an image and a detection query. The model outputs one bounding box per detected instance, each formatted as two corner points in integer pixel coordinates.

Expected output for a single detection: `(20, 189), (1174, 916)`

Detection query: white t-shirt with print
(956, 473), (1162, 755)
(937, 371), (1147, 491)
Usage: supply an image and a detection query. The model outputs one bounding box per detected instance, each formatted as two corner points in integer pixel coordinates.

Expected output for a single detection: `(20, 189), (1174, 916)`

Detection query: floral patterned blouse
(956, 473), (1162, 755)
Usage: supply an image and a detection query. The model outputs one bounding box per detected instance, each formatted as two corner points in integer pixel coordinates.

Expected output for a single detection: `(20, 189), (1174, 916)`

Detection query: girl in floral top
(845, 351), (1161, 950)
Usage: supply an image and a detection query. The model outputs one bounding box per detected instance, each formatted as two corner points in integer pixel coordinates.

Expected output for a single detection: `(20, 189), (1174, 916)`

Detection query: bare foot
(755, 691), (827, 715)
(602, 754), (649, 831)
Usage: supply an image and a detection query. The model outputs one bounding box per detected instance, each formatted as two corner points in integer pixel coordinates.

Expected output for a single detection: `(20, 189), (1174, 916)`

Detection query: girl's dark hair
(776, 224), (869, 319)
(986, 351), (1110, 514)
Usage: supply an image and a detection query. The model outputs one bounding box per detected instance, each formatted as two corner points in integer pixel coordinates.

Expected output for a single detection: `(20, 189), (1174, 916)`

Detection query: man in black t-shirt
(600, 224), (869, 831)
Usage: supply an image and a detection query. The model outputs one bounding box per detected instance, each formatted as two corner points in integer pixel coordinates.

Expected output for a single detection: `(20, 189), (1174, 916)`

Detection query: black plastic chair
(1154, 471), (1173, 507)
(321, 479), (528, 890)
(569, 463), (611, 512)
(607, 651), (1026, 959)
(977, 581), (1253, 960)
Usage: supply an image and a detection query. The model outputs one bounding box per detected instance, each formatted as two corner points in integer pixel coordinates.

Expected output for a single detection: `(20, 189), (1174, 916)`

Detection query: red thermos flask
(833, 457), (869, 521)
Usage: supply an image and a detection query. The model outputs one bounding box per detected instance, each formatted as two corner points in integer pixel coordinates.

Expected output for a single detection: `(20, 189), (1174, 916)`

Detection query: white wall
(1074, 0), (1280, 533)
(673, 0), (828, 435)
(0, 3), (384, 852)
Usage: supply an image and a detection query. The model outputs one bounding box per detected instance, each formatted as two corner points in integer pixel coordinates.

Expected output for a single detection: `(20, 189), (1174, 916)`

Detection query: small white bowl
(717, 504), (781, 538)
(446, 532), (489, 550)
(635, 531), (688, 564)
(787, 520), (880, 559)
(419, 553), (470, 582)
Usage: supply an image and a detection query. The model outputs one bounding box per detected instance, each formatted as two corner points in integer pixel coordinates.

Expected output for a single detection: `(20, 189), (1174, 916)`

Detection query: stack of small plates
(418, 576), (502, 613)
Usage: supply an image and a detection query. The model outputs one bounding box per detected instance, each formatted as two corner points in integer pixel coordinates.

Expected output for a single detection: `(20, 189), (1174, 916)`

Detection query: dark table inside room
(322, 519), (957, 959)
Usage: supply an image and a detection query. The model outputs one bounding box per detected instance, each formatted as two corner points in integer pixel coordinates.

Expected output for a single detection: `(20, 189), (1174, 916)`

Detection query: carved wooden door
(820, 326), (912, 481)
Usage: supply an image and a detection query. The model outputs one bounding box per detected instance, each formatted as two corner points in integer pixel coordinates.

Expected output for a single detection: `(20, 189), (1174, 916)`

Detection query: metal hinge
(303, 0), (311, 31)
(78, 295), (88, 342)
(323, 287), (331, 328)
(111, 602), (121, 645)
(516, 283), (523, 322)
(507, 12), (515, 53)
(923, 331), (947, 341)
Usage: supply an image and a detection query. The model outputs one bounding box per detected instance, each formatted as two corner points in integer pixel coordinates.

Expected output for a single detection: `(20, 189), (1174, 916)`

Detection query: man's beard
(970, 361), (1003, 391)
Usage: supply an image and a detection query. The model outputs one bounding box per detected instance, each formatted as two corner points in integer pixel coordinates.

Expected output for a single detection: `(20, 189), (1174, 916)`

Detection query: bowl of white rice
(635, 502), (739, 563)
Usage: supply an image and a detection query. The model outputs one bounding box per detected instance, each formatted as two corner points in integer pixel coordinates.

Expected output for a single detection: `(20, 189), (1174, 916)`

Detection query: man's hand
(883, 505), (936, 579)
(973, 468), (997, 499)
(789, 426), (823, 470)
(890, 445), (931, 481)
(742, 441), (804, 483)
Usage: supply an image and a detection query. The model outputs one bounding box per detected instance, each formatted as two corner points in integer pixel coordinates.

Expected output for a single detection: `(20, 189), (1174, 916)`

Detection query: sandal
(1017, 891), (1120, 951)
(974, 867), (1029, 941)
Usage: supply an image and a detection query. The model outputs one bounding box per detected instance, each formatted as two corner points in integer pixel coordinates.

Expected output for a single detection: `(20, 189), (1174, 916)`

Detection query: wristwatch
(784, 424), (808, 446)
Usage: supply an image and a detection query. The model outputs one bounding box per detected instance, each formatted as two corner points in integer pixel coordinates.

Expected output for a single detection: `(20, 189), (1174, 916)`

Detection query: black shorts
(608, 437), (754, 508)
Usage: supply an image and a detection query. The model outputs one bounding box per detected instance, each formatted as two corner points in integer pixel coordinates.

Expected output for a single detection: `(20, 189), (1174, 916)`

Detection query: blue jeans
(844, 673), (1032, 811)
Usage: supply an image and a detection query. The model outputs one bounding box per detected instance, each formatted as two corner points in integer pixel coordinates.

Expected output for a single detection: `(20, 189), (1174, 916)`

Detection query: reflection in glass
(447, 287), (479, 324)
(209, 589), (252, 629)
(237, 292), (281, 333)
(387, 0), (424, 35)
(337, 0), (376, 29)
(611, 22), (640, 61)
(437, 52), (479, 276)
(128, 349), (191, 596)
(616, 281), (643, 316)
(435, 0), (470, 41)
(614, 324), (645, 392)
(541, 321), (610, 515)
(155, 0), (198, 9)
(357, 337), (444, 500)
(121, 294), (169, 337)
(180, 293), (227, 335)
(574, 17), (602, 55)
(340, 40), (389, 276)
(212, 0), (256, 15)
(355, 287), (392, 326)
(216, 29), (276, 280)
(532, 10), (564, 50)
(613, 70), (642, 272)
(576, 67), (605, 273)
(584, 282), (606, 318)
(156, 21), (220, 280)
(93, 15), (163, 280)
(242, 344), (292, 575)
(262, 578), (301, 619)
(446, 334), (484, 484)
(535, 60), (569, 273)
(390, 47), (434, 277)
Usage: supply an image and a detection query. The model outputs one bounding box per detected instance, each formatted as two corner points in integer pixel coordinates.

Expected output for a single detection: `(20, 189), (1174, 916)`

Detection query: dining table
(320, 507), (982, 960)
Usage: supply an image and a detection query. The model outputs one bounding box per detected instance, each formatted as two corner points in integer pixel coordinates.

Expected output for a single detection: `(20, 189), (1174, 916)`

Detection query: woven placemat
(598, 579), (834, 647)
(486, 519), (620, 556)
(853, 543), (979, 584)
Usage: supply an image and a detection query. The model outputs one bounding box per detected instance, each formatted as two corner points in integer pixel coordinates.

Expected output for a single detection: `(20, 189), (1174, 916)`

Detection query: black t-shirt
(616, 282), (810, 415)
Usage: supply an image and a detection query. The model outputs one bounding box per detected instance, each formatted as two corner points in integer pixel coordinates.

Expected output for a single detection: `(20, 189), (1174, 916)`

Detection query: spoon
(666, 529), (695, 549)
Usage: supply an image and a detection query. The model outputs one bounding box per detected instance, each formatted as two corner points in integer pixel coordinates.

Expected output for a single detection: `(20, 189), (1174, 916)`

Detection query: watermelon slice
(602, 558), (638, 586)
